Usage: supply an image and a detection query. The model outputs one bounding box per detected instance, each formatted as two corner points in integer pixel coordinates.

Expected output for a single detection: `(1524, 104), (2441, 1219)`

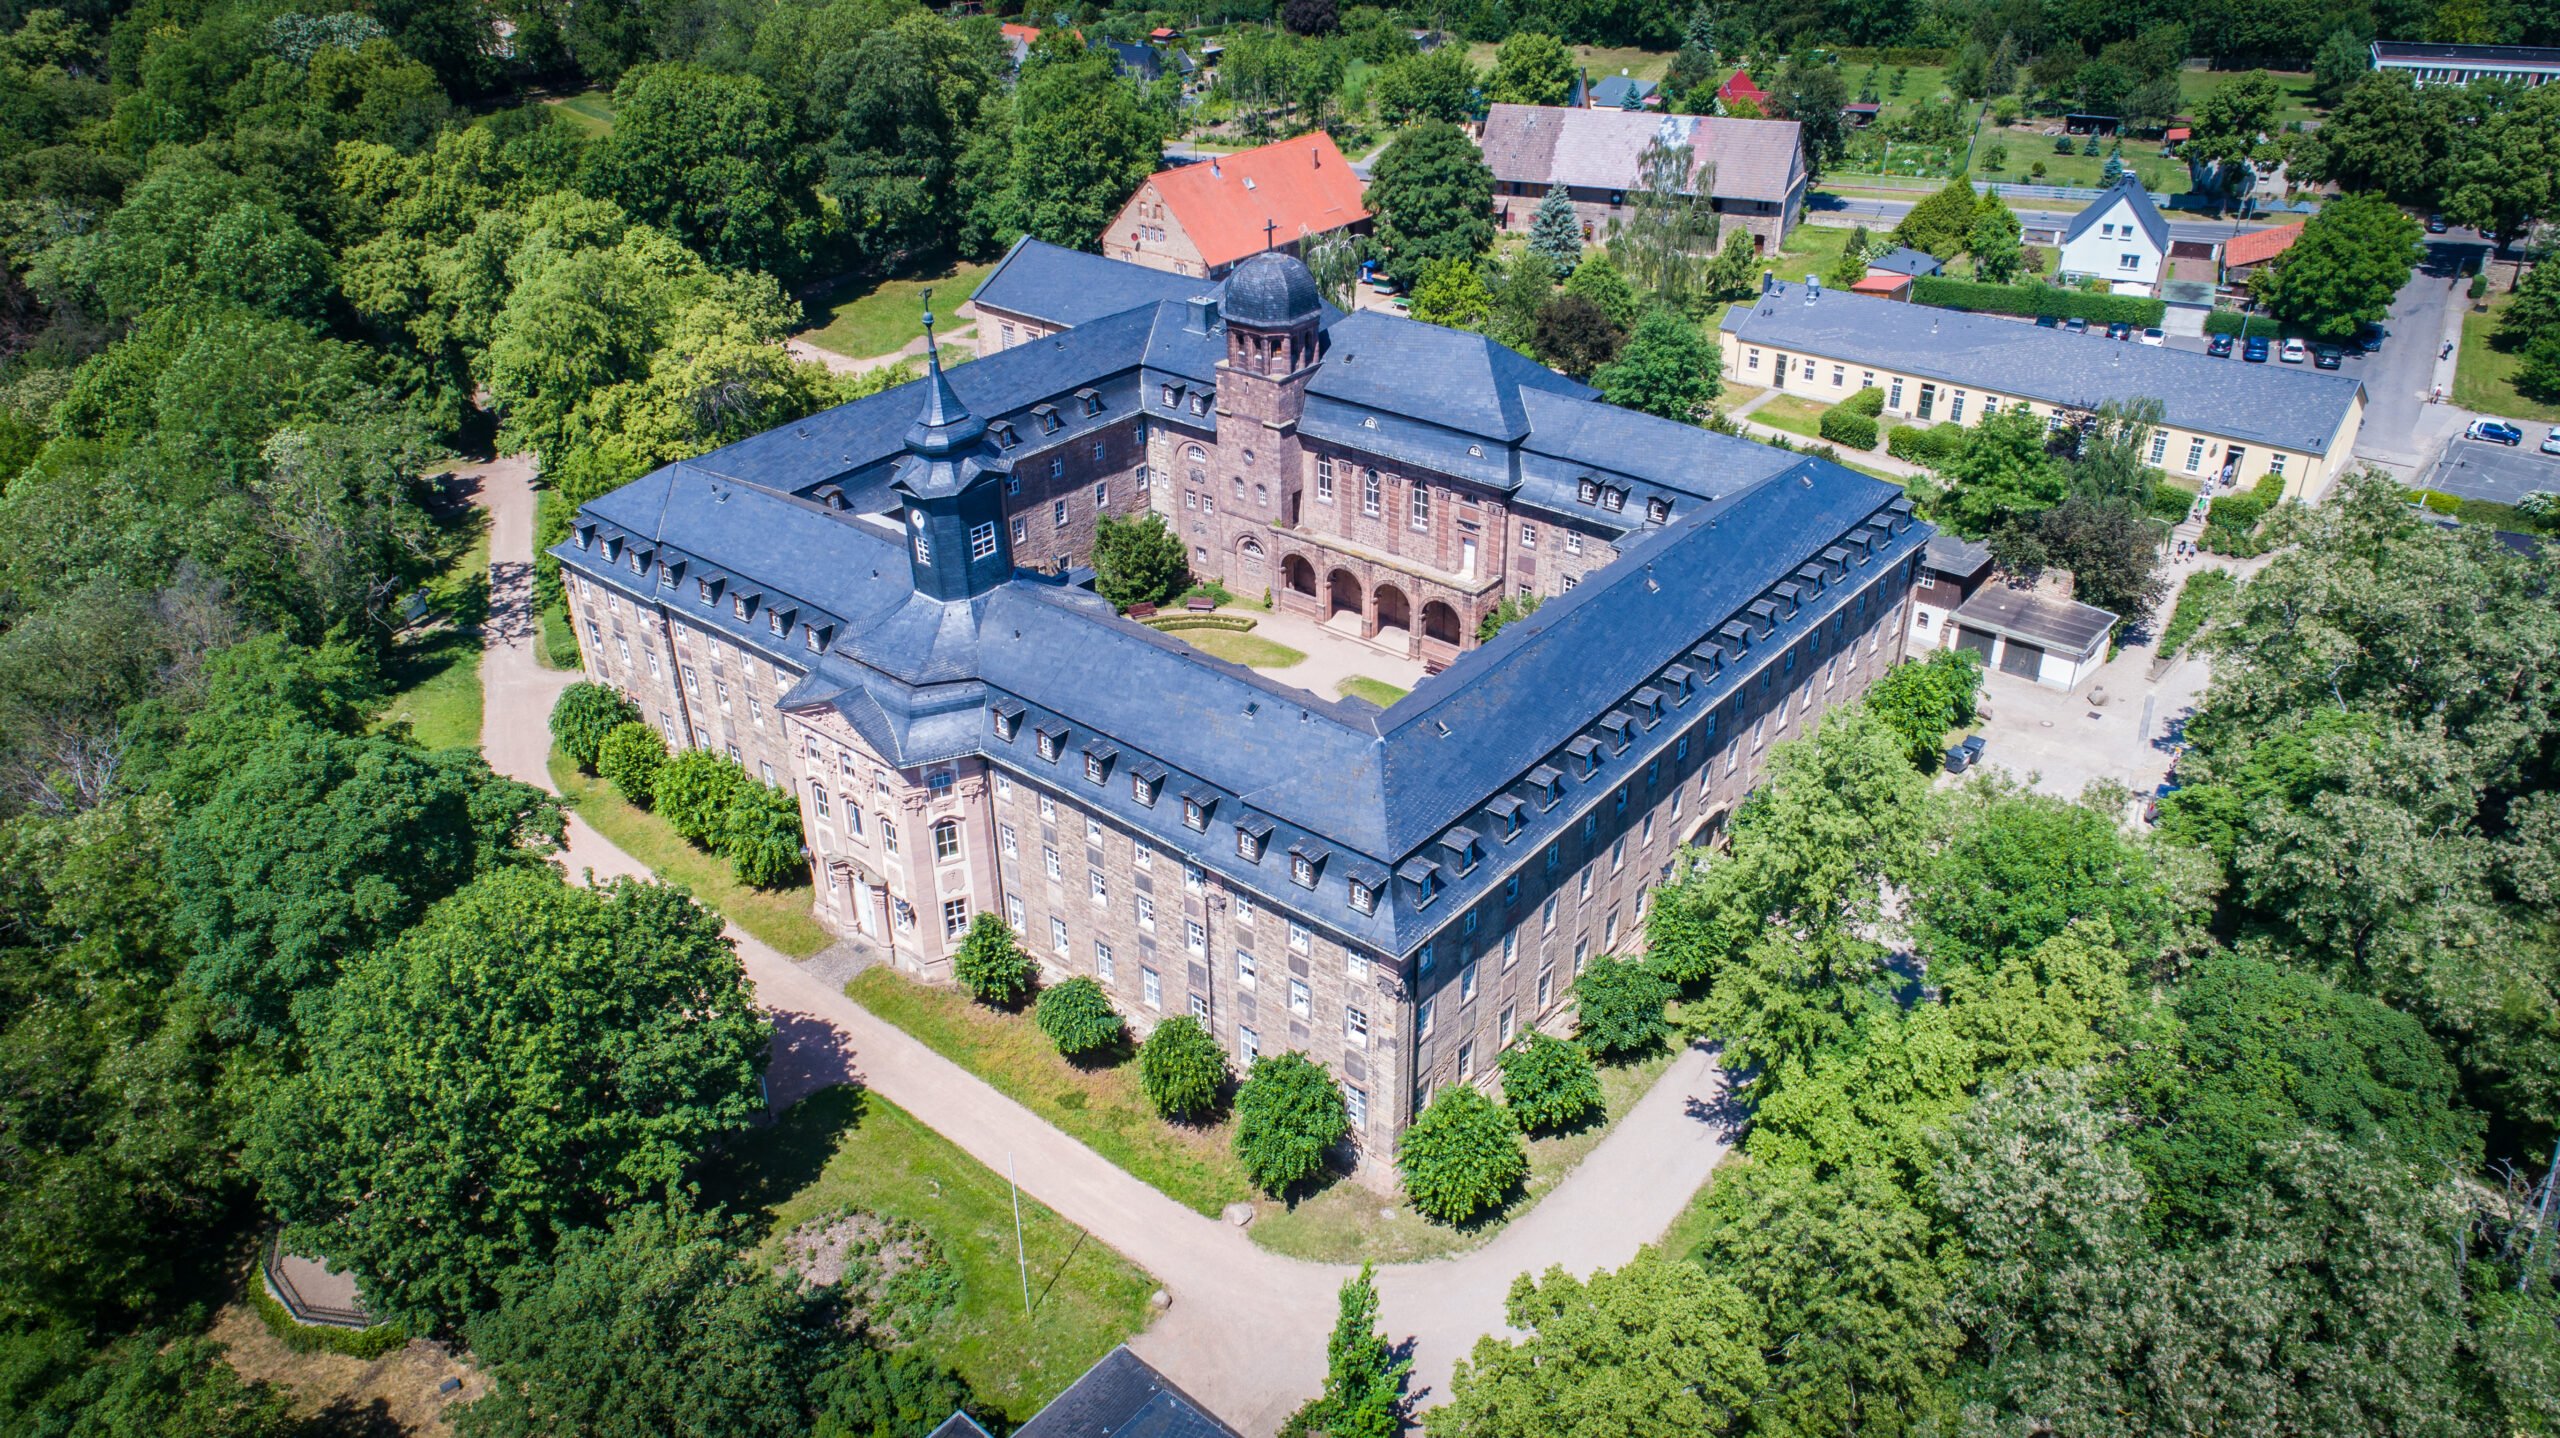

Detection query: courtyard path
(470, 456), (1738, 1433)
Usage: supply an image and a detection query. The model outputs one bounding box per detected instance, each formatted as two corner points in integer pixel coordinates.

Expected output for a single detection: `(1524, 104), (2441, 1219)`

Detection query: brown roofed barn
(1476, 104), (1808, 254)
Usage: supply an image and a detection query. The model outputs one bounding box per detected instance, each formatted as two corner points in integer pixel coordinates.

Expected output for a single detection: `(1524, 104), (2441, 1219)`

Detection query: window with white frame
(2186, 436), (2207, 472)
(1039, 794), (1056, 821)
(1289, 978), (1311, 1017)
(1417, 996), (1434, 1038)
(1316, 455), (1334, 500)
(1136, 892), (1155, 928)
(1185, 919), (1206, 954)
(2149, 431), (2168, 465)
(1095, 938), (1113, 980)
(1142, 966), (1161, 1008)
(969, 521), (997, 560)
(1289, 920), (1311, 952)
(1345, 1085), (1366, 1128)
(1459, 961), (1477, 1002)
(1050, 916), (1069, 952)
(1361, 470), (1381, 517)
(1409, 485), (1430, 530)
(1006, 893), (1024, 926)
(1345, 1005), (1368, 1047)
(1239, 1025), (1259, 1063)
(1043, 845), (1061, 879)
(1089, 869), (1107, 905)
(932, 819), (961, 863)
(1236, 949), (1256, 987)
(941, 898), (970, 940)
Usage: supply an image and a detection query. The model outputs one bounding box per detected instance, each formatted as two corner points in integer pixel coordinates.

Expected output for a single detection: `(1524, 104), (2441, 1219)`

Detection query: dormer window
(1236, 815), (1273, 862)
(733, 593), (758, 620)
(1601, 712), (1635, 750)
(805, 623), (832, 652)
(601, 535), (622, 563)
(1529, 763), (1564, 810)
(1082, 742), (1118, 783)
(1162, 383), (1182, 407)
(1075, 388), (1102, 416)
(991, 421), (1018, 448)
(767, 609), (785, 635)
(1632, 688), (1664, 725)
(1291, 854), (1315, 886)
(1602, 487), (1626, 513)
(1287, 839), (1329, 888)
(1648, 497), (1672, 524)
(1399, 857), (1443, 908)
(1567, 735), (1603, 776)
(1439, 829), (1482, 876)
(1131, 763), (1165, 806)
(1577, 478), (1600, 504)
(1489, 796), (1526, 840)
(1349, 880), (1376, 915)
(1030, 402), (1060, 434)
(1183, 798), (1206, 830)
(1237, 830), (1262, 861)
(661, 558), (685, 585)
(1190, 393), (1209, 415)
(575, 524), (596, 550)
(628, 548), (647, 574)
(1035, 726), (1065, 762)
(992, 703), (1024, 742)
(697, 576), (723, 605)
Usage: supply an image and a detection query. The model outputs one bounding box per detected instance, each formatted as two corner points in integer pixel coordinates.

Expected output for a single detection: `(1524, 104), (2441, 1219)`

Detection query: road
(470, 457), (1744, 1435)
(2351, 237), (2496, 476)
(1804, 191), (2298, 247)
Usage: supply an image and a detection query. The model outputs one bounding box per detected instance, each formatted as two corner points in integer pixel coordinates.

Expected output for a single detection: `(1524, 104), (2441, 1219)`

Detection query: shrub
(550, 683), (639, 770)
(1498, 1033), (1604, 1133)
(1572, 956), (1674, 1058)
(595, 722), (667, 807)
(2203, 310), (2282, 339)
(1139, 1017), (1227, 1120)
(1909, 276), (2165, 327)
(1035, 976), (1123, 1056)
(1142, 614), (1258, 633)
(1841, 386), (1886, 417)
(1886, 423), (1968, 465)
(1232, 1053), (1349, 1195)
(1398, 1087), (1525, 1223)
(1818, 406), (1880, 450)
(1093, 512), (1189, 609)
(654, 749), (745, 849)
(722, 780), (805, 887)
(2156, 568), (2236, 660)
(2145, 482), (2200, 524)
(1475, 592), (1543, 642)
(951, 914), (1036, 1007)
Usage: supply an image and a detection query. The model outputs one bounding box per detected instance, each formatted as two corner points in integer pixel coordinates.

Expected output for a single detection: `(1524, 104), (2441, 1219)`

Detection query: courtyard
(1153, 601), (1429, 710)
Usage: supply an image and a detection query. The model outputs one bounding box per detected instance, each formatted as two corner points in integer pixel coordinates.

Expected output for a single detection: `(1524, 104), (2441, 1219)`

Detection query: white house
(2056, 176), (2168, 296)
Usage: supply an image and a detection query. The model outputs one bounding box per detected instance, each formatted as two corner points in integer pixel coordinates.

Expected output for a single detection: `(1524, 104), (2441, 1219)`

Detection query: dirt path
(471, 457), (1738, 1433)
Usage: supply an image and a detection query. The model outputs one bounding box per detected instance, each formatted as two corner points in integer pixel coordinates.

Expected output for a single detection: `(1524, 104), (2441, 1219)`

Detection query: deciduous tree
(1398, 1086), (1525, 1223)
(951, 913), (1034, 1007)
(2264, 192), (2422, 341)
(1035, 976), (1122, 1056)
(1232, 1052), (1347, 1195)
(1366, 122), (1495, 289)
(1092, 512), (1188, 609)
(1591, 307), (1718, 423)
(1486, 32), (1571, 106)
(1139, 1015), (1226, 1120)
(1497, 1033), (1603, 1132)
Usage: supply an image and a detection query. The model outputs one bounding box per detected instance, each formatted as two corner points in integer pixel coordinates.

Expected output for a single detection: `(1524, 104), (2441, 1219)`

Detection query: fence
(263, 1234), (376, 1330)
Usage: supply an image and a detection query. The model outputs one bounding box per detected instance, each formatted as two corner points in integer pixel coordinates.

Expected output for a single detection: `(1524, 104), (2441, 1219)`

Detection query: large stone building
(556, 244), (1927, 1170)
(1100, 132), (1369, 280)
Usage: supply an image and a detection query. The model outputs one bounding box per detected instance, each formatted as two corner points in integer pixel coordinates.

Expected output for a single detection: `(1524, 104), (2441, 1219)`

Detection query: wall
(1493, 179), (1797, 252)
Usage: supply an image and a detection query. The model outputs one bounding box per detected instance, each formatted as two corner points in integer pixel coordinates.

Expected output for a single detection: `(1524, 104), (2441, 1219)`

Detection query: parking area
(2424, 433), (2560, 503)
(1956, 638), (2209, 807)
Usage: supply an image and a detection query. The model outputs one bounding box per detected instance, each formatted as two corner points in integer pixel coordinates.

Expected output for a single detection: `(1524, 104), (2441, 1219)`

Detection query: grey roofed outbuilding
(1589, 74), (1656, 109)
(1867, 245), (1944, 277)
(1012, 1347), (1241, 1438)
(2060, 176), (2170, 252)
(1477, 104), (1806, 205)
(1954, 584), (2116, 659)
(1923, 533), (1992, 579)
(1719, 281), (2365, 456)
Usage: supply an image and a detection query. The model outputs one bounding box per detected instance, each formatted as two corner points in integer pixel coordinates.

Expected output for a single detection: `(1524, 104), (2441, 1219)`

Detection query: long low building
(2370, 40), (2560, 88)
(1718, 281), (2368, 501)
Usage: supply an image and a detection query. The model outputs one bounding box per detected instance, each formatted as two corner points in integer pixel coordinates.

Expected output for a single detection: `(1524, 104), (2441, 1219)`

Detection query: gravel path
(472, 456), (1739, 1432)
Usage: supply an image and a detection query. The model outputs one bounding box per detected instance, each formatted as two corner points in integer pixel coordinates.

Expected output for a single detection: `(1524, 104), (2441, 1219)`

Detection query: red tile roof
(1137, 133), (1369, 272)
(2222, 221), (2303, 268)
(1001, 22), (1039, 44)
(1850, 273), (1911, 296)
(1719, 69), (1769, 105)
(2163, 125), (2191, 141)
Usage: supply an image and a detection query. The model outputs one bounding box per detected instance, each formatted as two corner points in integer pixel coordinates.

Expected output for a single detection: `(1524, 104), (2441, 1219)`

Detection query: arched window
(931, 819), (962, 863)
(1240, 537), (1266, 558)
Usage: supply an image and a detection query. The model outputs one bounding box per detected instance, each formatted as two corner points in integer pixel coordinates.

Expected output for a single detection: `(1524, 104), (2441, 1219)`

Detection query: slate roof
(563, 245), (1925, 958)
(927, 1413), (994, 1438)
(974, 234), (1213, 330)
(2371, 40), (2560, 67)
(1868, 245), (1944, 277)
(1015, 1348), (1240, 1438)
(1923, 533), (1993, 580)
(2061, 176), (2170, 251)
(1133, 133), (1369, 271)
(1478, 104), (1806, 205)
(1720, 281), (2365, 456)
(1589, 75), (1656, 109)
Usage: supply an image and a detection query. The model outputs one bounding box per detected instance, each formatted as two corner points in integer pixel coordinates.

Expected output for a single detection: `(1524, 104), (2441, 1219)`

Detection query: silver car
(2544, 427), (2560, 456)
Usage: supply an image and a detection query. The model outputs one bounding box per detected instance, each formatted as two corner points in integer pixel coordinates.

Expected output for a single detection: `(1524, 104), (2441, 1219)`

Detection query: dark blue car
(2242, 337), (2271, 363)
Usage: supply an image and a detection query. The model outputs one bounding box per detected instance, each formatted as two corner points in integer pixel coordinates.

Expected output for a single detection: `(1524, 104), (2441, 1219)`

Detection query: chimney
(1184, 294), (1218, 334)
(1210, 158), (1221, 178)
(1311, 144), (1320, 167)
(1761, 269), (1774, 295)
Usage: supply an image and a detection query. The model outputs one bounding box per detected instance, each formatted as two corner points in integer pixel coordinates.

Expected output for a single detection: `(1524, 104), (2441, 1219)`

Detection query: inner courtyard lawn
(705, 1085), (1157, 1423)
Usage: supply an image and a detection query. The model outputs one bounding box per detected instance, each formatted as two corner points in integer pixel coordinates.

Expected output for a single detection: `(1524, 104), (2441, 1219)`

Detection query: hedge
(1841, 386), (1886, 417)
(250, 1278), (409, 1361)
(1886, 423), (1968, 464)
(2145, 482), (2200, 524)
(1143, 614), (1257, 633)
(1910, 277), (2167, 327)
(1819, 407), (1880, 450)
(1831, 45), (1953, 65)
(2203, 309), (2283, 340)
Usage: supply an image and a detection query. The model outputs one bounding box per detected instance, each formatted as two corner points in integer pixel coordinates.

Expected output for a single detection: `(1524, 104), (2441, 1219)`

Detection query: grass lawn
(374, 506), (489, 752)
(844, 968), (1257, 1218)
(1464, 42), (1673, 85)
(1177, 628), (1308, 669)
(547, 87), (614, 134)
(801, 260), (997, 362)
(1835, 456), (1909, 486)
(706, 1086), (1156, 1423)
(2455, 288), (2560, 423)
(1249, 1043), (1680, 1264)
(1970, 115), (2189, 194)
(1336, 675), (1409, 707)
(1753, 393), (1833, 440)
(1769, 221), (1856, 285)
(537, 598), (577, 670)
(2176, 67), (2319, 127)
(546, 747), (832, 958)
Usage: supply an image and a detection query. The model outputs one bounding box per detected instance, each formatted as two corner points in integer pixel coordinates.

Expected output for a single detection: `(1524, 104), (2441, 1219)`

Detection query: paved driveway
(2352, 238), (2493, 475)
(2424, 433), (2560, 503)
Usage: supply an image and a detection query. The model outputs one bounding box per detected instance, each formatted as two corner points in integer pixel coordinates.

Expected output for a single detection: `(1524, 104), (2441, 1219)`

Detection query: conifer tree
(1527, 184), (1583, 278)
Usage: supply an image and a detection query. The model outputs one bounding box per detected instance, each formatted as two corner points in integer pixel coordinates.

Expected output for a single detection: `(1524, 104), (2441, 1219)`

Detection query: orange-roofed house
(2219, 221), (2303, 285)
(1850, 272), (1913, 300)
(1102, 133), (1370, 280)
(1000, 22), (1039, 66)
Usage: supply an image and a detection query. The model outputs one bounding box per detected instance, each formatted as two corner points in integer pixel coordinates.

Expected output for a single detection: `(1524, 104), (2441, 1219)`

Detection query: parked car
(2543, 427), (2560, 456)
(2313, 345), (2341, 369)
(2207, 333), (2234, 357)
(2468, 419), (2525, 446)
(2105, 321), (2132, 341)
(2351, 324), (2387, 353)
(2034, 314), (2060, 328)
(2243, 337), (2271, 362)
(1943, 745), (1970, 775)
(2140, 327), (2165, 346)
(2427, 214), (2449, 233)
(2280, 337), (2307, 364)
(2064, 316), (2090, 334)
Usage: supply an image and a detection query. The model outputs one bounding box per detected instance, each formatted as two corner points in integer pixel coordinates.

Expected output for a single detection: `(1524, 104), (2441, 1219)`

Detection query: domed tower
(1220, 248), (1325, 392)
(1206, 246), (1325, 576)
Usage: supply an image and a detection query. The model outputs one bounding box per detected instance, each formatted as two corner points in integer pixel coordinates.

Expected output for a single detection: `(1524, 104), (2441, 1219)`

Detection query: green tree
(1531, 294), (1623, 379)
(1910, 779), (2169, 978)
(552, 680), (640, 769)
(1862, 647), (1983, 770)
(596, 720), (667, 806)
(581, 63), (818, 274)
(1614, 137), (1717, 311)
(2310, 26), (2369, 106)
(0, 1328), (303, 1438)
(457, 1202), (845, 1438)
(2264, 192), (2423, 341)
(169, 729), (560, 1041)
(821, 13), (1002, 262)
(1486, 32), (1572, 106)
(1398, 1086), (1525, 1223)
(1890, 176), (1982, 259)
(2442, 84), (2560, 252)
(1768, 52), (1849, 181)
(1002, 53), (1172, 251)
(1562, 249), (1641, 329)
(1139, 1015), (1227, 1120)
(1592, 308), (1719, 423)
(2188, 69), (2283, 196)
(1091, 512), (1188, 609)
(1497, 1033), (1603, 1132)
(811, 1344), (980, 1438)
(654, 748), (746, 850)
(721, 779), (804, 888)
(1035, 976), (1123, 1057)
(1702, 226), (1760, 301)
(1526, 183), (1583, 277)
(1232, 1052), (1348, 1195)
(2305, 73), (2450, 204)
(1932, 406), (2069, 532)
(1475, 591), (1544, 642)
(1427, 1255), (1766, 1438)
(1968, 201), (2024, 284)
(951, 913), (1034, 1007)
(1373, 47), (1476, 126)
(1570, 955), (1672, 1057)
(1296, 1264), (1408, 1438)
(1826, 223), (1873, 288)
(1365, 121), (1495, 289)
(1408, 255), (1495, 330)
(242, 868), (770, 1329)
